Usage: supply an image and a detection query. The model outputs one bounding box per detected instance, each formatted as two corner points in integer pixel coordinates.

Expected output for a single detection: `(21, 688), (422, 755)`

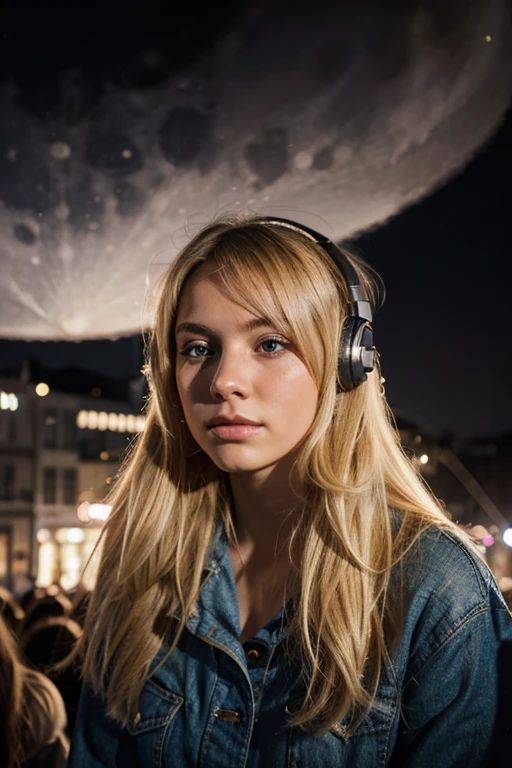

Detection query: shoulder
(401, 523), (494, 603)
(393, 521), (512, 674)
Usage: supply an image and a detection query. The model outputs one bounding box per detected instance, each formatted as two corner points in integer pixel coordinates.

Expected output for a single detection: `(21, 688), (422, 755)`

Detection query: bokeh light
(35, 382), (50, 397)
(36, 528), (50, 543)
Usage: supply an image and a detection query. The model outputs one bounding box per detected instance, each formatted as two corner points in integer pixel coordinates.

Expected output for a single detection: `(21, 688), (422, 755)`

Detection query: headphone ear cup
(337, 317), (375, 392)
(338, 317), (358, 391)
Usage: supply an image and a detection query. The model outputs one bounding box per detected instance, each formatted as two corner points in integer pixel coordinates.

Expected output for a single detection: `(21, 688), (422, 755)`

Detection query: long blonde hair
(77, 211), (470, 734)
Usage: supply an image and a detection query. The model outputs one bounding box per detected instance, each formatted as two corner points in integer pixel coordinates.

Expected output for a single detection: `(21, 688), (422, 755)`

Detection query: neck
(227, 456), (303, 561)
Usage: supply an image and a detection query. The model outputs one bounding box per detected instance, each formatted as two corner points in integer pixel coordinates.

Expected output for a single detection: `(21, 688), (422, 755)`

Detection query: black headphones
(254, 216), (376, 392)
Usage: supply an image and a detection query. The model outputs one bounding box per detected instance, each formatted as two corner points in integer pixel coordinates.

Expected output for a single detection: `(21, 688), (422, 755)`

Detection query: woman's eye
(180, 338), (288, 358)
(183, 344), (211, 358)
(260, 337), (288, 354)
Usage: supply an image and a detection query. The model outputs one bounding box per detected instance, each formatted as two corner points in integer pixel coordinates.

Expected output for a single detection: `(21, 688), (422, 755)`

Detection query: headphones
(254, 216), (376, 392)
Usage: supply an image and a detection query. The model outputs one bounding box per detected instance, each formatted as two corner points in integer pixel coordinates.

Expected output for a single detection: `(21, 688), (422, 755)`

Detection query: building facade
(0, 375), (145, 596)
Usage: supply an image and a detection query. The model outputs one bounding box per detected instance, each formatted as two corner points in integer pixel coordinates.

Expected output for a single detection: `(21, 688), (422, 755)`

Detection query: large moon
(0, 0), (510, 340)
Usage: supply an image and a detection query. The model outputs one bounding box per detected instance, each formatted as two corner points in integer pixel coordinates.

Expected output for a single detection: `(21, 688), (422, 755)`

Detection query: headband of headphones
(254, 216), (373, 322)
(253, 215), (376, 391)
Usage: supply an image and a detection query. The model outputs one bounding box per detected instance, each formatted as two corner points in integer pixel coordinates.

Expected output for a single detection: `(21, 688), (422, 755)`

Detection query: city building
(0, 363), (146, 596)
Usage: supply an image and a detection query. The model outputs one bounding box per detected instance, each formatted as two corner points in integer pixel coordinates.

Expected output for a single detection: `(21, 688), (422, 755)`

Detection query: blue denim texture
(69, 522), (512, 767)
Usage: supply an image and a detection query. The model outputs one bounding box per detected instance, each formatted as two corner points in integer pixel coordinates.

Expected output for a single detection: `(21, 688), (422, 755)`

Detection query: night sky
(356, 108), (511, 439)
(0, 3), (511, 440)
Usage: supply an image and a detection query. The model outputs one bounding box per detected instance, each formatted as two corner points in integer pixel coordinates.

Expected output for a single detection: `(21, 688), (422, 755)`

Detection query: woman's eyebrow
(176, 317), (274, 336)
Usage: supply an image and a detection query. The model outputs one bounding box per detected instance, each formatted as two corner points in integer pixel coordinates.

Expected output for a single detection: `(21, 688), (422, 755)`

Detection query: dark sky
(356, 109), (511, 439)
(0, 3), (511, 440)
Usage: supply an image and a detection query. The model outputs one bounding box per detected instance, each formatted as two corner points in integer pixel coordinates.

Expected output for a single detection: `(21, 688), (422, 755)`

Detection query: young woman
(69, 212), (511, 767)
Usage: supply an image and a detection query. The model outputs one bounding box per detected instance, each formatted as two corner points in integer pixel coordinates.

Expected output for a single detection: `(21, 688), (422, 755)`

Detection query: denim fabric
(69, 523), (512, 767)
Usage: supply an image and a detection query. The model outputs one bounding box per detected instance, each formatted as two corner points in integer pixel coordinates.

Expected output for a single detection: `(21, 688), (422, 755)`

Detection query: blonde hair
(77, 211), (470, 734)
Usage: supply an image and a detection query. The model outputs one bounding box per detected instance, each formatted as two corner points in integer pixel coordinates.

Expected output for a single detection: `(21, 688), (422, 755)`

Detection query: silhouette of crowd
(0, 582), (88, 768)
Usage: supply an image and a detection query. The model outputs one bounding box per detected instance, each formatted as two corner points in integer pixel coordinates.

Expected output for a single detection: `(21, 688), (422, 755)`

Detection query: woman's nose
(209, 349), (252, 401)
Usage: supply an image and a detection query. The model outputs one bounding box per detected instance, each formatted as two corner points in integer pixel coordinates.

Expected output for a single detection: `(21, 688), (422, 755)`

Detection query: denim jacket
(69, 522), (512, 767)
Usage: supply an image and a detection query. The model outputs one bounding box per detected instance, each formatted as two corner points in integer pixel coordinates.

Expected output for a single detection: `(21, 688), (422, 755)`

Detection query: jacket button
(243, 640), (268, 665)
(132, 712), (141, 727)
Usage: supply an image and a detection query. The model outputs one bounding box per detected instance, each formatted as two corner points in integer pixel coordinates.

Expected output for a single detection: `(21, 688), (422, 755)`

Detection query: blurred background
(0, 0), (511, 607)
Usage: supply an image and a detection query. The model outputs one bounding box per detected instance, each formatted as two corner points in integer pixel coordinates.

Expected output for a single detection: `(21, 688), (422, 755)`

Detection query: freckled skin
(175, 263), (318, 483)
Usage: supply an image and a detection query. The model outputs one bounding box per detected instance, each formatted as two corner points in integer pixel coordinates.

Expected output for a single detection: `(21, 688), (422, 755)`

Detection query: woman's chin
(204, 447), (276, 476)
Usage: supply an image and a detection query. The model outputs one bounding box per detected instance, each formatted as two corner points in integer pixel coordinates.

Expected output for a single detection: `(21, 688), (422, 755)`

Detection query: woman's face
(174, 262), (319, 479)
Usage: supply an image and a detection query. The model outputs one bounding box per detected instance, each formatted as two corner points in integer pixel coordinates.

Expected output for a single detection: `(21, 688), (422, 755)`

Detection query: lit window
(0, 391), (18, 411)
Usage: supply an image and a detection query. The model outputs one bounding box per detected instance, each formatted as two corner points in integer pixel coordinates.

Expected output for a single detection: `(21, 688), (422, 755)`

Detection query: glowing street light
(35, 382), (50, 397)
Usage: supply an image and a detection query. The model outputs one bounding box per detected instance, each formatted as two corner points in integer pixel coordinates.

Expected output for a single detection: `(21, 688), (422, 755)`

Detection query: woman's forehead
(177, 257), (263, 312)
(176, 272), (264, 328)
(174, 248), (312, 335)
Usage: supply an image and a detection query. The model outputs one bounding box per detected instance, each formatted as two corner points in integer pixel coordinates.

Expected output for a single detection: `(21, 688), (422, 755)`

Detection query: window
(80, 434), (105, 460)
(63, 468), (77, 505)
(63, 411), (77, 450)
(7, 413), (17, 443)
(43, 409), (58, 449)
(43, 468), (57, 504)
(0, 413), (7, 442)
(1, 466), (15, 501)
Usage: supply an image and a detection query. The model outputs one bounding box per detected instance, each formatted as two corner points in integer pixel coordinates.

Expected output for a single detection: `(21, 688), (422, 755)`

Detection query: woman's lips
(209, 424), (262, 440)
